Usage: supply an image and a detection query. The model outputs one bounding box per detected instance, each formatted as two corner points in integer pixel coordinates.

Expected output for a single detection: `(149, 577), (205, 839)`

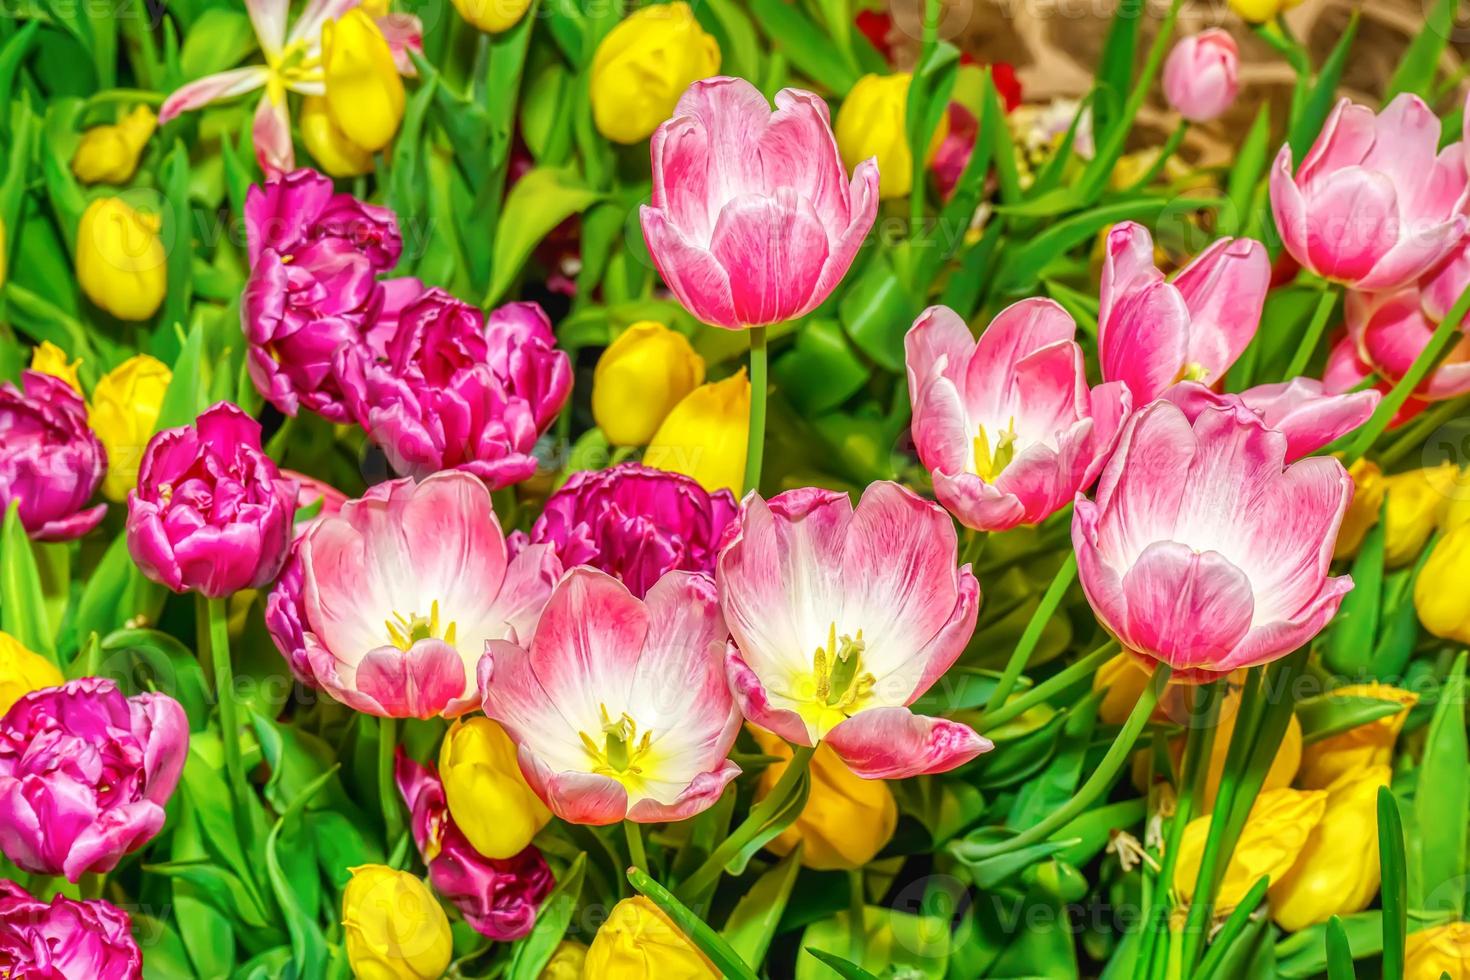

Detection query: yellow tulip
(1335, 458), (1385, 559)
(590, 2), (720, 144)
(71, 105), (156, 185)
(1407, 921), (1470, 980)
(299, 95), (375, 178)
(1095, 653), (1193, 727)
(322, 9), (405, 153)
(1382, 464), (1459, 567)
(0, 631), (64, 716)
(1269, 765), (1389, 931)
(438, 717), (551, 859)
(451, 0), (533, 33)
(1197, 695), (1301, 813)
(1298, 682), (1418, 790)
(340, 866), (452, 980)
(835, 73), (949, 200)
(76, 197), (167, 321)
(1228, 0), (1304, 23)
(1417, 522), (1470, 644)
(89, 353), (173, 502)
(29, 341), (82, 394)
(645, 370), (750, 495)
(538, 940), (588, 980)
(593, 321), (706, 447)
(1174, 787), (1327, 909)
(750, 726), (897, 871)
(584, 897), (718, 979)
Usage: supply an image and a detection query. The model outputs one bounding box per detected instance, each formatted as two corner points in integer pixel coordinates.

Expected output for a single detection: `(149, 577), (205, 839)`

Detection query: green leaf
(838, 250), (916, 373)
(905, 39), (960, 217)
(1385, 0), (1456, 100)
(160, 141), (194, 334)
(1275, 911), (1383, 980)
(695, 0), (762, 83)
(796, 907), (949, 980)
(747, 0), (859, 94)
(96, 627), (211, 726)
(1296, 693), (1407, 743)
(1414, 651), (1467, 917)
(1093, 0), (1143, 135)
(265, 767), (336, 977)
(627, 867), (758, 980)
(1287, 12), (1359, 161)
(484, 166), (602, 307)
(178, 7), (255, 78)
(1378, 786), (1407, 980)
(507, 853), (586, 980)
(1325, 916), (1357, 980)
(0, 502), (53, 659)
(803, 949), (880, 980)
(772, 319), (870, 416)
(155, 322), (208, 430)
(1195, 875), (1270, 980)
(1223, 105), (1272, 237)
(948, 836), (1080, 889)
(721, 845), (803, 965)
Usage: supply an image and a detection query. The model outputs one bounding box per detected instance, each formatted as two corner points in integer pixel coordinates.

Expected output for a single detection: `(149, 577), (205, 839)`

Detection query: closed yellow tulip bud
(76, 197), (167, 321)
(1407, 921), (1470, 980)
(1095, 653), (1192, 727)
(322, 10), (405, 153)
(593, 322), (705, 447)
(1228, 0), (1303, 24)
(1175, 787), (1327, 910)
(538, 940), (587, 980)
(29, 341), (82, 394)
(1335, 458), (1386, 559)
(300, 95), (375, 178)
(438, 717), (550, 860)
(451, 0), (532, 33)
(0, 631), (64, 716)
(71, 105), (156, 185)
(645, 370), (749, 495)
(750, 726), (897, 871)
(1269, 765), (1389, 931)
(341, 866), (452, 980)
(1417, 522), (1470, 644)
(584, 897), (718, 979)
(590, 3), (720, 144)
(1382, 464), (1459, 567)
(836, 73), (949, 200)
(89, 353), (172, 502)
(1298, 682), (1417, 790)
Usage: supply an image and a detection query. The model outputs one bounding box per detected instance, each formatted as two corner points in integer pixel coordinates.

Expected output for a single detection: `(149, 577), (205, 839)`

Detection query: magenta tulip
(1161, 379), (1379, 461)
(640, 76), (880, 330)
(1072, 401), (1354, 681)
(1098, 221), (1270, 404)
(0, 679), (188, 882)
(905, 301), (1130, 531)
(1270, 94), (1470, 291)
(1162, 30), (1239, 123)
(0, 880), (141, 978)
(717, 482), (989, 779)
(0, 371), (106, 541)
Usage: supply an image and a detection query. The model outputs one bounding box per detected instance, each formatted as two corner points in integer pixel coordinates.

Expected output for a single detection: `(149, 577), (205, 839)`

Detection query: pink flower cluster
(0, 879), (142, 978)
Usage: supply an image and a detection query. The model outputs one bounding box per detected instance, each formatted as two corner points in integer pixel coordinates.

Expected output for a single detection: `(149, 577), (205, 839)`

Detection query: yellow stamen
(383, 599), (458, 651)
(973, 418), (1019, 481)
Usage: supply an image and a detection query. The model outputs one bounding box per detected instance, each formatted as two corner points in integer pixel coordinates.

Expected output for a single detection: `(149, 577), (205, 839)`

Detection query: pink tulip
(0, 372), (106, 541)
(292, 472), (560, 718)
(0, 880), (141, 978)
(717, 482), (988, 779)
(640, 76), (880, 330)
(1270, 94), (1470, 291)
(1322, 331), (1427, 429)
(1161, 379), (1378, 461)
(480, 569), (741, 824)
(1098, 222), (1270, 404)
(1072, 401), (1354, 680)
(1162, 30), (1239, 123)
(905, 301), (1130, 531)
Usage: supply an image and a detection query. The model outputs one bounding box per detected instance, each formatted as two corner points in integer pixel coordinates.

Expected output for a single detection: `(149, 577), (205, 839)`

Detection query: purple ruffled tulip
(524, 463), (737, 598)
(0, 372), (106, 541)
(126, 403), (298, 598)
(0, 679), (188, 882)
(395, 751), (554, 940)
(242, 168), (416, 423)
(0, 879), (142, 978)
(337, 291), (572, 489)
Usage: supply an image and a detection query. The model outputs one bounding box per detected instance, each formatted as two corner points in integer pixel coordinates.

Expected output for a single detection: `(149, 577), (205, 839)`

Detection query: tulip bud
(1269, 766), (1390, 931)
(1417, 522), (1470, 644)
(439, 717), (551, 860)
(28, 341), (82, 394)
(540, 941), (588, 980)
(1406, 921), (1470, 980)
(592, 321), (705, 446)
(1175, 787), (1327, 909)
(341, 866), (453, 980)
(1335, 458), (1386, 559)
(322, 9), (405, 153)
(89, 353), (172, 502)
(1298, 682), (1417, 790)
(750, 726), (897, 871)
(0, 630), (63, 716)
(584, 897), (719, 979)
(836, 73), (949, 200)
(1228, 0), (1304, 24)
(76, 197), (167, 321)
(71, 105), (157, 185)
(451, 0), (533, 33)
(1161, 31), (1239, 123)
(299, 95), (375, 178)
(645, 370), (750, 495)
(590, 2), (721, 144)
(1382, 464), (1459, 567)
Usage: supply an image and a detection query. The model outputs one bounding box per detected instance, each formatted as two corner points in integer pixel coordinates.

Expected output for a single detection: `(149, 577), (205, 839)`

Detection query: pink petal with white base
(825, 707), (990, 779)
(159, 66), (269, 123)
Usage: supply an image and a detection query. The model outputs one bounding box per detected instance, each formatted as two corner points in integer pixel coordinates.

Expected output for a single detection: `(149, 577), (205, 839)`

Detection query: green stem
(847, 869), (867, 962)
(1124, 121), (1189, 193)
(980, 640), (1116, 729)
(676, 744), (814, 903)
(743, 327), (769, 494)
(982, 554), (1078, 714)
(1379, 395), (1470, 468)
(1283, 285), (1338, 379)
(624, 820), (647, 873)
(379, 717), (403, 852)
(204, 596), (245, 804)
(967, 665), (1172, 860)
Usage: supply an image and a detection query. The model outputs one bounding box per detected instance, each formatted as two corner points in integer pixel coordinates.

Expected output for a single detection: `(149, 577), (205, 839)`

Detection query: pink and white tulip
(1270, 94), (1470, 292)
(1098, 222), (1270, 404)
(1162, 30), (1240, 124)
(1161, 379), (1379, 461)
(640, 76), (880, 330)
(1322, 331), (1427, 429)
(480, 569), (741, 825)
(1072, 401), (1355, 681)
(905, 301), (1130, 531)
(717, 481), (988, 779)
(292, 471), (560, 718)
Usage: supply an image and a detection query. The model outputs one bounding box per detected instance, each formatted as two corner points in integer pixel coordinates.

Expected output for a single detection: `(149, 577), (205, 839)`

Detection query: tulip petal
(1297, 99), (1375, 186)
(288, 0), (359, 44)
(1241, 455), (1353, 620)
(1121, 541), (1255, 670)
(63, 801), (167, 881)
(1098, 225), (1190, 402)
(761, 89), (851, 234)
(245, 0), (289, 56)
(810, 157), (880, 308)
(518, 752), (630, 825)
(1302, 168), (1398, 284)
(356, 639), (466, 719)
(966, 298), (1077, 424)
(626, 760), (741, 823)
(1172, 236), (1269, 381)
(825, 707), (990, 779)
(158, 66), (269, 123)
(724, 645), (814, 747)
(252, 91), (295, 176)
(708, 190), (830, 327)
(930, 470), (1027, 532)
(640, 207), (738, 329)
(905, 305), (976, 397)
(909, 373), (973, 487)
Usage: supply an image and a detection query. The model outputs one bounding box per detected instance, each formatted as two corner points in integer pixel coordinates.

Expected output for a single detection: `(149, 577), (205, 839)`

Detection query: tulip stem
(982, 554), (1077, 715)
(378, 717), (403, 854)
(743, 327), (769, 495)
(203, 596), (247, 813)
(1282, 284), (1338, 380)
(624, 820), (647, 873)
(847, 869), (867, 961)
(979, 639), (1116, 730)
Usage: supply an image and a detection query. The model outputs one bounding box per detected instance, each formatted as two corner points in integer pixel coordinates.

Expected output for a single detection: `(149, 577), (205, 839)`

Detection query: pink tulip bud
(0, 372), (106, 541)
(1162, 30), (1240, 123)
